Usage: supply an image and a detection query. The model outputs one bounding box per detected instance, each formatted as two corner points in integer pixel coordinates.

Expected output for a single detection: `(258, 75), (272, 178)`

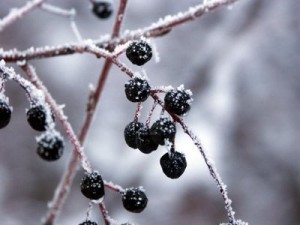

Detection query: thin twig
(0, 0), (238, 62)
(0, 0), (46, 33)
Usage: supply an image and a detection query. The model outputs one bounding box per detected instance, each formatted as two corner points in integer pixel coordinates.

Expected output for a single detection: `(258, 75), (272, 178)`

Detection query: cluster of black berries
(123, 41), (193, 179)
(27, 103), (64, 161)
(80, 171), (148, 216)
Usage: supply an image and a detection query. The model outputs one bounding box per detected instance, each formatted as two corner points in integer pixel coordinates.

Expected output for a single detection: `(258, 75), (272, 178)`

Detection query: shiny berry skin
(79, 220), (98, 225)
(92, 1), (113, 19)
(136, 126), (158, 154)
(81, 171), (105, 200)
(150, 117), (176, 145)
(0, 100), (11, 129)
(124, 121), (143, 149)
(36, 132), (64, 161)
(164, 88), (193, 116)
(27, 105), (53, 131)
(122, 187), (148, 213)
(125, 77), (151, 102)
(160, 151), (187, 179)
(126, 41), (152, 66)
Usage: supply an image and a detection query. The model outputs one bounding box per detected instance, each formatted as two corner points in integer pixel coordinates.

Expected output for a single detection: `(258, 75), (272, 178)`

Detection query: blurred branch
(0, 0), (46, 33)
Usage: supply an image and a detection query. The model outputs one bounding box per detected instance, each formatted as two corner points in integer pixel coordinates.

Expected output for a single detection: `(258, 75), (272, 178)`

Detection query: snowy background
(0, 0), (300, 225)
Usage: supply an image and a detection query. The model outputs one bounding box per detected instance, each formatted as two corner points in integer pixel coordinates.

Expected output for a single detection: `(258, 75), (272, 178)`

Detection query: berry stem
(134, 102), (142, 122)
(0, 0), (46, 33)
(98, 202), (113, 225)
(145, 100), (157, 127)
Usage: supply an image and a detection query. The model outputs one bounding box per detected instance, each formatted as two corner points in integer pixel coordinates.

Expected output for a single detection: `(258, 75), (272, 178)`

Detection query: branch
(0, 0), (46, 33)
(0, 0), (238, 62)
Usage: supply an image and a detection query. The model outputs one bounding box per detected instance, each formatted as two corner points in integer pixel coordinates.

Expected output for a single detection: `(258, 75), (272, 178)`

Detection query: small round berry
(0, 100), (11, 129)
(125, 77), (151, 102)
(27, 105), (53, 131)
(126, 41), (152, 66)
(160, 151), (187, 179)
(79, 220), (98, 225)
(122, 187), (148, 213)
(36, 131), (64, 161)
(150, 117), (176, 145)
(124, 121), (144, 149)
(164, 88), (193, 116)
(136, 126), (158, 154)
(92, 1), (113, 19)
(81, 171), (105, 200)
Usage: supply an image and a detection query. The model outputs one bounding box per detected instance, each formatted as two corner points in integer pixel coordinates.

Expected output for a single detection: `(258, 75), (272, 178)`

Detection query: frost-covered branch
(0, 0), (237, 62)
(0, 0), (46, 33)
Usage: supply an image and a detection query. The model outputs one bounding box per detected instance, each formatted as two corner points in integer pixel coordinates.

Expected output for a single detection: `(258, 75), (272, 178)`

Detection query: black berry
(92, 1), (113, 19)
(124, 121), (144, 149)
(126, 41), (152, 66)
(27, 105), (53, 131)
(0, 100), (11, 129)
(136, 126), (158, 154)
(122, 187), (148, 213)
(160, 151), (187, 179)
(164, 88), (193, 116)
(37, 131), (64, 161)
(79, 220), (98, 225)
(150, 117), (176, 145)
(81, 171), (105, 200)
(125, 77), (151, 102)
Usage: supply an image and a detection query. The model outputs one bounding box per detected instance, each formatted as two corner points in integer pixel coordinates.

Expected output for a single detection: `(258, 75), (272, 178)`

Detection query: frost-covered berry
(79, 220), (98, 225)
(81, 171), (105, 200)
(164, 88), (193, 116)
(124, 121), (144, 149)
(126, 41), (152, 66)
(122, 187), (148, 213)
(125, 77), (151, 102)
(27, 105), (53, 131)
(150, 117), (176, 145)
(92, 1), (113, 19)
(36, 131), (64, 161)
(0, 100), (11, 129)
(160, 151), (187, 179)
(136, 126), (158, 154)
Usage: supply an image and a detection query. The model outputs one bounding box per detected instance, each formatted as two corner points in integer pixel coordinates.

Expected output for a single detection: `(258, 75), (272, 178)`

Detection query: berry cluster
(123, 41), (193, 179)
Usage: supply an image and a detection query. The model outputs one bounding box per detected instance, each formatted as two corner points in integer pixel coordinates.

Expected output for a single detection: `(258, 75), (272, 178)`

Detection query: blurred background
(0, 0), (300, 225)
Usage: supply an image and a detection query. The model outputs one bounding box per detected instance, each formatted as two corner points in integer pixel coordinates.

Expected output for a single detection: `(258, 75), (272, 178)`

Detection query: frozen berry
(125, 77), (151, 102)
(81, 171), (105, 200)
(164, 88), (193, 116)
(27, 105), (53, 131)
(36, 131), (64, 161)
(150, 117), (176, 145)
(79, 220), (98, 225)
(122, 187), (148, 213)
(160, 151), (187, 179)
(124, 121), (144, 149)
(126, 41), (152, 66)
(92, 1), (113, 19)
(136, 126), (158, 154)
(0, 100), (11, 129)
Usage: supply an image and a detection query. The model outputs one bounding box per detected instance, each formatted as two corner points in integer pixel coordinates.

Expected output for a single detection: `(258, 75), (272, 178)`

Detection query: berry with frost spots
(164, 88), (193, 116)
(124, 121), (144, 149)
(136, 126), (158, 154)
(122, 187), (148, 213)
(160, 151), (187, 179)
(37, 132), (64, 161)
(0, 100), (11, 129)
(81, 171), (105, 200)
(79, 220), (98, 225)
(92, 1), (113, 19)
(125, 77), (151, 103)
(150, 117), (176, 145)
(27, 105), (53, 131)
(126, 41), (152, 66)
